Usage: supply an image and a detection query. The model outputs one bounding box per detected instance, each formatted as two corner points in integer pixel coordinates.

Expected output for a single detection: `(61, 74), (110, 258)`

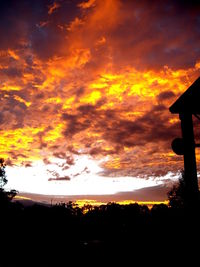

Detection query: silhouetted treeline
(0, 187), (200, 266)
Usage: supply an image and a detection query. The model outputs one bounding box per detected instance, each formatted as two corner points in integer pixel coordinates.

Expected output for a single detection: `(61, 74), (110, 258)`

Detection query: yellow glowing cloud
(8, 49), (19, 60)
(44, 97), (62, 104)
(1, 84), (22, 91)
(43, 123), (64, 143)
(14, 95), (31, 107)
(80, 90), (101, 105)
(63, 96), (75, 109)
(0, 127), (44, 163)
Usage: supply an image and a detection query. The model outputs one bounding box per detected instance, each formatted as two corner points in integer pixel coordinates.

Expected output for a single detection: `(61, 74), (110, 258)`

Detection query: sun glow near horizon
(6, 153), (180, 197)
(5, 155), (174, 196)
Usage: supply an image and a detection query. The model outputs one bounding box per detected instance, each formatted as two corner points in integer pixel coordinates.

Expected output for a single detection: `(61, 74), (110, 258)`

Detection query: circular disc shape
(171, 138), (184, 155)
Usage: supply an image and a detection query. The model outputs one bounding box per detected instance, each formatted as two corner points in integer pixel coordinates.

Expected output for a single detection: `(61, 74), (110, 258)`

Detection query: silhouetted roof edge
(169, 76), (200, 114)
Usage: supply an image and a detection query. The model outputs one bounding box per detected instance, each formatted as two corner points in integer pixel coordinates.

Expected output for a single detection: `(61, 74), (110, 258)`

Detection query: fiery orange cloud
(0, 0), (200, 199)
(48, 2), (61, 15)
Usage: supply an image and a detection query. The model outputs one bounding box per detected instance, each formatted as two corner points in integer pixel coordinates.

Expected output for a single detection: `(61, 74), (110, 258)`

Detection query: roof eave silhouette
(169, 76), (200, 114)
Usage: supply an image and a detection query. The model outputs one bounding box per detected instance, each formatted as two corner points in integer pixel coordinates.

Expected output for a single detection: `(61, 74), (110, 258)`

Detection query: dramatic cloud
(1, 0), (200, 198)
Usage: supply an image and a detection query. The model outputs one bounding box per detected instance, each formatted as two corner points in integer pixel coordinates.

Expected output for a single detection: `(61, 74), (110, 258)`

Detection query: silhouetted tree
(0, 158), (7, 188)
(167, 171), (186, 209)
(0, 158), (17, 209)
(0, 188), (17, 206)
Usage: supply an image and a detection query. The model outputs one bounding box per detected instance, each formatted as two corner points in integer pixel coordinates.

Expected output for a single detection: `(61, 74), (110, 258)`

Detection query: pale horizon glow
(5, 155), (179, 196)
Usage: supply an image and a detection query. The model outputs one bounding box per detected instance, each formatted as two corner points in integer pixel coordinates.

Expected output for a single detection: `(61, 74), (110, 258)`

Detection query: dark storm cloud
(72, 166), (90, 177)
(0, 67), (23, 78)
(130, 104), (180, 144)
(0, 0), (199, 66)
(31, 0), (85, 59)
(53, 151), (66, 159)
(35, 126), (54, 149)
(66, 145), (80, 155)
(52, 152), (75, 165)
(157, 91), (176, 102)
(24, 162), (32, 167)
(109, 0), (200, 70)
(0, 92), (28, 129)
(62, 112), (91, 136)
(0, 112), (5, 126)
(30, 21), (64, 60)
(5, 158), (15, 167)
(66, 156), (75, 165)
(20, 161), (33, 167)
(99, 164), (173, 178)
(62, 104), (102, 140)
(0, 0), (82, 59)
(43, 158), (52, 165)
(62, 102), (180, 158)
(0, 0), (48, 50)
(48, 176), (70, 181)
(8, 152), (27, 160)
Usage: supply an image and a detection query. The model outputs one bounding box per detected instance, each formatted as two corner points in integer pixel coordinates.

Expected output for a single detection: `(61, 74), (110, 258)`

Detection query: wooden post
(180, 113), (199, 205)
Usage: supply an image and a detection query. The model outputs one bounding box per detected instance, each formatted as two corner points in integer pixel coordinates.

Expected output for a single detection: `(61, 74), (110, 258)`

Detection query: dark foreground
(0, 191), (200, 266)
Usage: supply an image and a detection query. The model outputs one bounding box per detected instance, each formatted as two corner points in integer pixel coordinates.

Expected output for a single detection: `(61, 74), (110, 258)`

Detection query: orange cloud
(78, 0), (96, 10)
(48, 2), (61, 15)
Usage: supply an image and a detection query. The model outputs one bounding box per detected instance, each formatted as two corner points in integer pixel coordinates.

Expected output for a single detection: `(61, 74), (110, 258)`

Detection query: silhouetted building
(170, 77), (200, 205)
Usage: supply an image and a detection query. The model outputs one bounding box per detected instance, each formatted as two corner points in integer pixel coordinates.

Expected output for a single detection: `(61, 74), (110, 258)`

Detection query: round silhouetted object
(171, 138), (184, 155)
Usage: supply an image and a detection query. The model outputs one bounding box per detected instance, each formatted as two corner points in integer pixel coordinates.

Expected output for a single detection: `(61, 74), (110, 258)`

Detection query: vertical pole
(180, 113), (199, 206)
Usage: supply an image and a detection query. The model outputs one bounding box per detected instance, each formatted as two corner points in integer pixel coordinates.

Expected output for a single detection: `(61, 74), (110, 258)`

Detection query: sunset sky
(1, 0), (200, 203)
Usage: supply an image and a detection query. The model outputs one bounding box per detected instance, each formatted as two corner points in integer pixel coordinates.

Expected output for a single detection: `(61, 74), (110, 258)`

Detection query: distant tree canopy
(0, 158), (7, 188)
(167, 171), (200, 209)
(167, 177), (185, 209)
